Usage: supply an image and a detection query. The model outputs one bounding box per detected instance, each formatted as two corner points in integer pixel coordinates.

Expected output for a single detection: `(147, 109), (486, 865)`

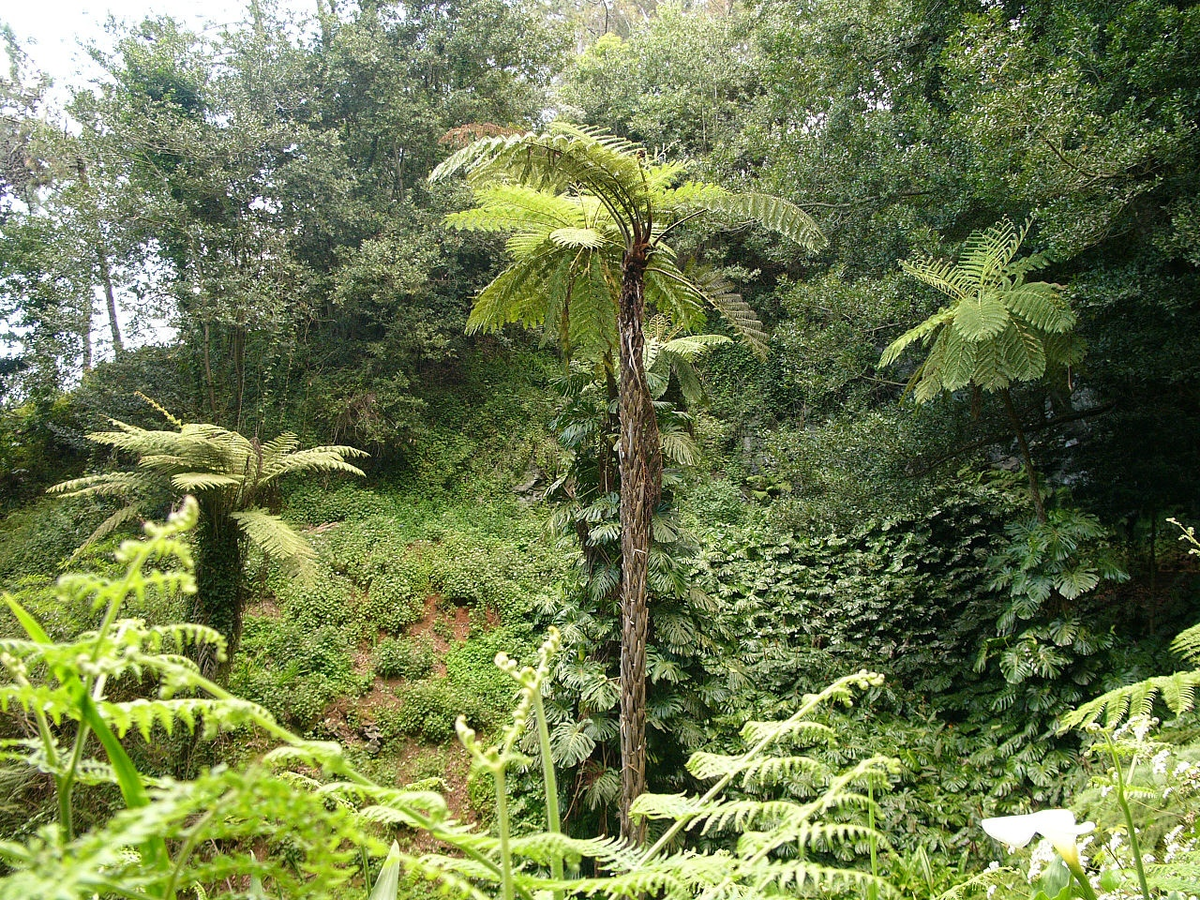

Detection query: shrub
(387, 680), (487, 743)
(374, 637), (435, 680)
(233, 618), (366, 730)
(277, 568), (360, 632)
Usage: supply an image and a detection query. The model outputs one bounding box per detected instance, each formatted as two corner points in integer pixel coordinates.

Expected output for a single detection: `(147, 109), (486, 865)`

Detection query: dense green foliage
(2, 0), (1200, 895)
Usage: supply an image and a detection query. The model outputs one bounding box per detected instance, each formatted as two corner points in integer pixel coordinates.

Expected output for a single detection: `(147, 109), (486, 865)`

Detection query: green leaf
(953, 294), (1009, 340)
(3, 596), (52, 645)
(79, 687), (172, 879)
(549, 227), (606, 249)
(369, 841), (402, 900)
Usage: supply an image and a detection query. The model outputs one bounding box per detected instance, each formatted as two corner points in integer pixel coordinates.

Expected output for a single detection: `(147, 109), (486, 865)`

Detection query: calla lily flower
(982, 809), (1097, 898)
(981, 809), (1094, 858)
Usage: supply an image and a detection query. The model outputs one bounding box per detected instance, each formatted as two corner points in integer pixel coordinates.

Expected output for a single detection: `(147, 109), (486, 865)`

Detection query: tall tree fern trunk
(1001, 388), (1047, 523)
(616, 242), (661, 846)
(192, 504), (245, 682)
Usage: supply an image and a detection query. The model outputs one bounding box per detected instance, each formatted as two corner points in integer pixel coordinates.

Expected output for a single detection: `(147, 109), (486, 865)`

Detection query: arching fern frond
(693, 268), (768, 358)
(1172, 621), (1200, 665)
(230, 508), (317, 577)
(687, 192), (826, 253)
(1060, 670), (1200, 731)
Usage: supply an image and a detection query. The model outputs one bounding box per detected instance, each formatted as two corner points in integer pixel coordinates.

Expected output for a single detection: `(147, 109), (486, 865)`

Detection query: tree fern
(883, 218), (1079, 396)
(433, 123), (825, 842)
(48, 408), (365, 673)
(881, 218), (1083, 520)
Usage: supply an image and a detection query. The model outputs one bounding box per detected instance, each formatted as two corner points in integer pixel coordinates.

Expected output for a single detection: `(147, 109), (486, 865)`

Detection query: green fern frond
(570, 868), (692, 900)
(739, 718), (836, 746)
(170, 473), (243, 492)
(431, 129), (647, 228)
(878, 308), (955, 367)
(549, 226), (607, 249)
(938, 322), (977, 391)
(931, 867), (1020, 900)
(446, 184), (582, 233)
(466, 253), (555, 334)
(507, 832), (629, 866)
(1169, 621), (1200, 664)
(691, 192), (826, 253)
(1006, 282), (1075, 333)
(952, 294), (1010, 341)
(258, 447), (367, 484)
(762, 860), (896, 897)
(696, 799), (805, 835)
(506, 230), (552, 257)
(230, 509), (317, 576)
(1145, 863), (1200, 892)
(899, 255), (976, 302)
(72, 503), (146, 555)
(660, 429), (699, 466)
(97, 697), (269, 740)
(1060, 670), (1200, 731)
(644, 264), (708, 331)
(630, 792), (711, 822)
(259, 432), (300, 458)
(46, 472), (149, 498)
(696, 275), (768, 358)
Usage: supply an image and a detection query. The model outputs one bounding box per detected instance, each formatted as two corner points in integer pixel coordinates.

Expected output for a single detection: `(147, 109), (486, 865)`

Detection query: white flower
(1028, 838), (1057, 880)
(981, 809), (1096, 866)
(1152, 749), (1170, 776)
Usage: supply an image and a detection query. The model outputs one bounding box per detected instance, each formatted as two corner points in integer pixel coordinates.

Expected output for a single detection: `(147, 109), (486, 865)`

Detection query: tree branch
(906, 401), (1117, 479)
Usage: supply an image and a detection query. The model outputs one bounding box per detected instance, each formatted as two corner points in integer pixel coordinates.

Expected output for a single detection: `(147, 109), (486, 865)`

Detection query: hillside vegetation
(1, 1), (1199, 898)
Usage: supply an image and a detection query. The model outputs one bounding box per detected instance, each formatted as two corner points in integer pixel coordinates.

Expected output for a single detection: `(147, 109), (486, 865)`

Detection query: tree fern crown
(49, 414), (366, 572)
(432, 122), (826, 361)
(881, 218), (1083, 402)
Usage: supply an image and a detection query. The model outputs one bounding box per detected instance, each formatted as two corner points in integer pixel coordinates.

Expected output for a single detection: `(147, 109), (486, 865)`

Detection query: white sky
(2, 1), (313, 361)
(3, 0), (309, 90)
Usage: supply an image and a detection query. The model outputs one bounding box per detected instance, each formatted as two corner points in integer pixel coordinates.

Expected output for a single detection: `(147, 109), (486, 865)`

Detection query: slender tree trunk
(233, 324), (247, 432)
(96, 247), (123, 356)
(616, 241), (660, 846)
(75, 157), (122, 362)
(203, 322), (219, 422)
(1001, 388), (1046, 523)
(81, 295), (93, 373)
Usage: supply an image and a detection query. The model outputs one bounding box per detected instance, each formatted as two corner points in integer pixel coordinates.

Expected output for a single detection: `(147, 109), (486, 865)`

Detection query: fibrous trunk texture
(192, 505), (245, 682)
(616, 242), (661, 846)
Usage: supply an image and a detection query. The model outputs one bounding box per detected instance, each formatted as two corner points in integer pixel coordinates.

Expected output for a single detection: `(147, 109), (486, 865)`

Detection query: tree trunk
(74, 157), (122, 365)
(97, 246), (124, 357)
(81, 294), (92, 373)
(192, 505), (244, 682)
(1001, 388), (1046, 523)
(616, 241), (660, 846)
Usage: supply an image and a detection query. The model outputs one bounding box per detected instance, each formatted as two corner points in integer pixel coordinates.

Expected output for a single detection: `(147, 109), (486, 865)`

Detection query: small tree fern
(881, 218), (1083, 520)
(432, 122), (824, 842)
(48, 404), (366, 676)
